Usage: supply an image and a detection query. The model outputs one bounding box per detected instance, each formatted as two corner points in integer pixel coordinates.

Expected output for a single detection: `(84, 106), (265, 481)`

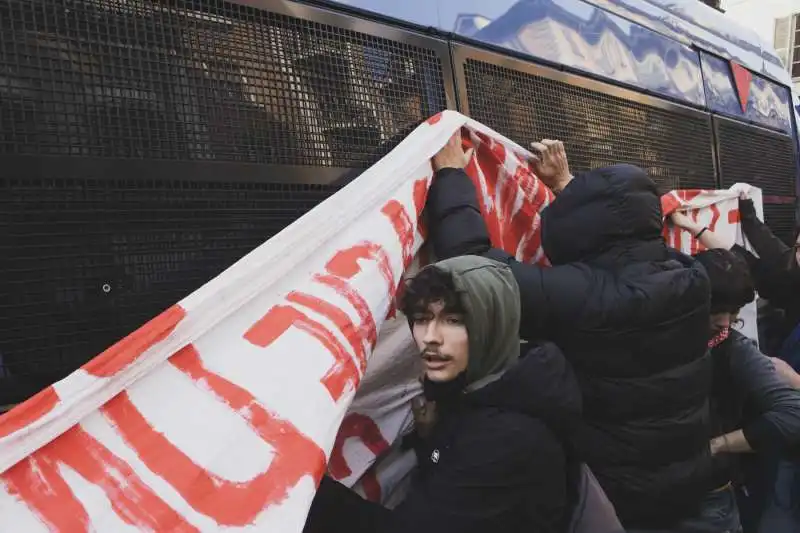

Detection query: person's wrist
(710, 435), (729, 455)
(550, 174), (573, 195)
(434, 163), (463, 173)
(681, 221), (702, 234)
(710, 437), (721, 456)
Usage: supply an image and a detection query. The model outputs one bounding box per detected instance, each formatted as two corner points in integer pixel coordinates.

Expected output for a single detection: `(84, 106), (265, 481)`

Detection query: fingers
(530, 140), (565, 158)
(432, 131), (468, 171)
(530, 141), (547, 154)
(448, 131), (461, 148)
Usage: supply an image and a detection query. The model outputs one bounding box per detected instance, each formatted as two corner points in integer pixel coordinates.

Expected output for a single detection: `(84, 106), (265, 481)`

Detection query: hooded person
(425, 136), (713, 530)
(303, 255), (583, 533)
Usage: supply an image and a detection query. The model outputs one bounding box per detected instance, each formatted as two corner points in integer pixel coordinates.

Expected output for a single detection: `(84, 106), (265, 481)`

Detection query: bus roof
(320, 0), (791, 87)
(587, 0), (788, 84)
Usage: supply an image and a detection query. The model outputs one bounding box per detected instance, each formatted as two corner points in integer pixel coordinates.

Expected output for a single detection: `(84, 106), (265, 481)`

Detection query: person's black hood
(466, 342), (582, 426)
(541, 164), (668, 266)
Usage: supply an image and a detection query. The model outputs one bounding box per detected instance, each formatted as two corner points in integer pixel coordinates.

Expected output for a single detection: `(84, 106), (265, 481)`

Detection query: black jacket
(733, 199), (800, 353)
(303, 343), (582, 533)
(426, 164), (713, 528)
(708, 330), (800, 488)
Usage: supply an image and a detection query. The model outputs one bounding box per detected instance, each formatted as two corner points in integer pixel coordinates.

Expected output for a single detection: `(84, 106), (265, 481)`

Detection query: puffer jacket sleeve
(737, 199), (800, 302)
(426, 167), (494, 258)
(728, 333), (800, 452)
(739, 199), (792, 268)
(426, 167), (592, 339)
(304, 476), (390, 533)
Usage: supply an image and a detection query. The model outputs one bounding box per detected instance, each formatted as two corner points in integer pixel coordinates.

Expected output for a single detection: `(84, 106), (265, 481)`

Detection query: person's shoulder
(463, 408), (563, 456)
(721, 331), (769, 377)
(725, 329), (758, 351)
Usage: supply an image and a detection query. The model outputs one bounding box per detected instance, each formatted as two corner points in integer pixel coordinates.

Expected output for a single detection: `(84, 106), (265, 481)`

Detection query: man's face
(710, 312), (737, 334)
(411, 301), (469, 382)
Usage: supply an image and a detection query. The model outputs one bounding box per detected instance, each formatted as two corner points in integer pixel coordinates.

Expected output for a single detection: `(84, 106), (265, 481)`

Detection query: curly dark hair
(398, 266), (465, 319)
(694, 248), (755, 314)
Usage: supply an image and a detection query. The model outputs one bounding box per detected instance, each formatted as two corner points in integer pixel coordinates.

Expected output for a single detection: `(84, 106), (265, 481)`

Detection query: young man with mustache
(303, 255), (583, 533)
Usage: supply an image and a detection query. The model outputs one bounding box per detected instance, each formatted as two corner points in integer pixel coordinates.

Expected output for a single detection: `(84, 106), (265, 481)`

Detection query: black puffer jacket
(304, 256), (582, 533)
(426, 164), (713, 528)
(304, 345), (582, 533)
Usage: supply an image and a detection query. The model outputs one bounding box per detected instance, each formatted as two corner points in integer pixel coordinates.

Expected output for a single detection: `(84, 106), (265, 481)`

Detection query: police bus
(0, 0), (797, 406)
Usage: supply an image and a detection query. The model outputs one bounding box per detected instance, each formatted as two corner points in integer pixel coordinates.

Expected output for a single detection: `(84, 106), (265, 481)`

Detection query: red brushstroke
(314, 274), (378, 352)
(677, 190), (703, 203)
(97, 345), (326, 527)
(244, 304), (359, 401)
(470, 134), (503, 249)
(507, 164), (553, 260)
(498, 170), (519, 252)
(326, 242), (398, 320)
(520, 214), (546, 264)
(709, 203), (721, 231)
(382, 200), (416, 271)
(382, 197), (423, 319)
(728, 209), (741, 224)
(84, 305), (186, 378)
(413, 178), (429, 239)
(2, 425), (197, 532)
(661, 193), (682, 217)
(288, 291), (368, 375)
(328, 413), (390, 502)
(690, 210), (701, 255)
(0, 386), (59, 438)
(425, 113), (443, 125)
(327, 243), (395, 295)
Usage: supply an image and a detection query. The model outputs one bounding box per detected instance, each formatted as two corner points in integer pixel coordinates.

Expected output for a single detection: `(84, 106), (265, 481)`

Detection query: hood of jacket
(542, 164), (668, 267)
(429, 255), (521, 386)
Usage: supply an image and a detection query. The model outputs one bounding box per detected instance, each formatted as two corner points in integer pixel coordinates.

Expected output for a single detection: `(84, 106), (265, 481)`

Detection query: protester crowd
(303, 133), (800, 533)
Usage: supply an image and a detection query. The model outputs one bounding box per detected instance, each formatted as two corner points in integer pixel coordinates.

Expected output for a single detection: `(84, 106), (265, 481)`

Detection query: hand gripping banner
(0, 111), (554, 532)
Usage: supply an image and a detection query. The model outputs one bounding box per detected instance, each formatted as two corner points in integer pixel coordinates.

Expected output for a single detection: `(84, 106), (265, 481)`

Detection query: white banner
(0, 111), (553, 532)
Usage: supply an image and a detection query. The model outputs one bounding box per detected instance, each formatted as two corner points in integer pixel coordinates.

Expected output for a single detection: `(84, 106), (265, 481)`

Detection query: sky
(722, 0), (800, 45)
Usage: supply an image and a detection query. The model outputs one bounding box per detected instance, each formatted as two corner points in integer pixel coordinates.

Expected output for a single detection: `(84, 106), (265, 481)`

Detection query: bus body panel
(0, 0), (797, 407)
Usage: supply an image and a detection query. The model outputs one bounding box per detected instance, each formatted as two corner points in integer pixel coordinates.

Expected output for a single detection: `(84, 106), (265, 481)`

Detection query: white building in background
(774, 13), (800, 91)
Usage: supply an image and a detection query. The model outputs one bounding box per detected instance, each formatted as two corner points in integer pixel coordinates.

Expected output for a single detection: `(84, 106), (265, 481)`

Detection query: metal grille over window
(462, 59), (717, 193)
(761, 203), (797, 246)
(0, 0), (447, 404)
(0, 177), (338, 404)
(715, 118), (797, 197)
(715, 117), (797, 245)
(0, 0), (447, 166)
